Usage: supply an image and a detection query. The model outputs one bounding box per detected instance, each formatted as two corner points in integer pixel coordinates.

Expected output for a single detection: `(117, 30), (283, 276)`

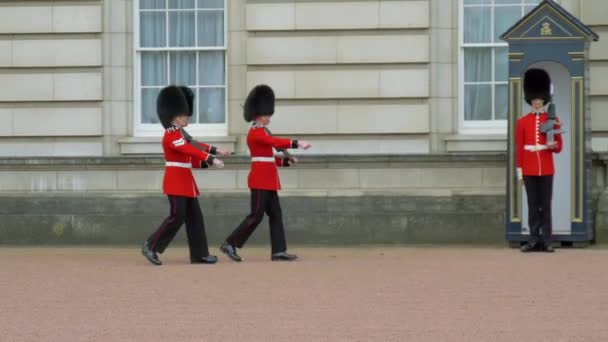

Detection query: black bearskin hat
(179, 86), (195, 117)
(243, 84), (275, 122)
(523, 68), (552, 105)
(157, 85), (189, 128)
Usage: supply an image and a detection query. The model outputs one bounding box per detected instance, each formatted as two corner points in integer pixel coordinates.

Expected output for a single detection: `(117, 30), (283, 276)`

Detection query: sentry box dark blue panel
(500, 0), (598, 245)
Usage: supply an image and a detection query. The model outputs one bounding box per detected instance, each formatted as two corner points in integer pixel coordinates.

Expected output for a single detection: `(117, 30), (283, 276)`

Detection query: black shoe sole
(271, 257), (298, 261)
(191, 260), (218, 264)
(220, 246), (242, 262)
(142, 251), (162, 265)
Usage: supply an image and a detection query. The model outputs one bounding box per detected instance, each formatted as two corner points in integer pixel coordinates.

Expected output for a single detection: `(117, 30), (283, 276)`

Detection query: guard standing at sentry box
(516, 68), (563, 253)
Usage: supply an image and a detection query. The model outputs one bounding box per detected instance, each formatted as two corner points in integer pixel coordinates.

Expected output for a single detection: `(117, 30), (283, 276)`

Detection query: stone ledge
(445, 134), (507, 152)
(118, 136), (238, 154)
(2, 152), (607, 170)
(0, 153), (508, 169)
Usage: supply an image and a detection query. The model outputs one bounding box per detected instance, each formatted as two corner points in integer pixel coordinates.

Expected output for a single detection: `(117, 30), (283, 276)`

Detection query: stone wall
(1, 153), (606, 245)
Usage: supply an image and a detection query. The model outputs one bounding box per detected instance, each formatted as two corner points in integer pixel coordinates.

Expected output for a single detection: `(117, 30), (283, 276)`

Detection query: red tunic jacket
(246, 124), (298, 191)
(516, 112), (563, 177)
(162, 127), (216, 198)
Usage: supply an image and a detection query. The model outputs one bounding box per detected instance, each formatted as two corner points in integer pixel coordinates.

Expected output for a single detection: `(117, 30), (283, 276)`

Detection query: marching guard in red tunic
(220, 84), (312, 262)
(141, 85), (230, 265)
(516, 69), (563, 253)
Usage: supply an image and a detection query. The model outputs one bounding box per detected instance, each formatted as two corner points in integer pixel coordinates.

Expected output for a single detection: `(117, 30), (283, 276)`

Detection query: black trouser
(226, 190), (287, 254)
(146, 196), (210, 259)
(523, 175), (554, 246)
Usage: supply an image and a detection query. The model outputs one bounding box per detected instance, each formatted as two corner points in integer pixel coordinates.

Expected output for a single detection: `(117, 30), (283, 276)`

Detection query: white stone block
(54, 72), (103, 101)
(359, 168), (422, 188)
(278, 168), (299, 189)
(236, 169), (249, 189)
(430, 98), (456, 133)
(229, 0), (246, 32)
(293, 136), (430, 154)
(590, 63), (608, 95)
(110, 101), (129, 136)
(434, 0), (456, 29)
(228, 100), (250, 136)
(0, 74), (53, 102)
(194, 170), (238, 190)
(0, 140), (103, 157)
(296, 69), (380, 98)
(229, 31), (248, 66)
(0, 171), (57, 191)
(431, 28), (454, 64)
(295, 2), (378, 30)
(125, 67), (133, 101)
(117, 170), (163, 191)
(109, 0), (127, 33)
(0, 40), (12, 66)
(380, 0), (430, 28)
(53, 5), (102, 33)
(299, 169), (359, 189)
(228, 65), (247, 100)
(0, 109), (13, 136)
(247, 70), (295, 98)
(247, 36), (337, 65)
(12, 107), (102, 136)
(445, 135), (507, 153)
(592, 136), (608, 152)
(591, 97), (608, 131)
(481, 167), (506, 187)
(580, 0), (608, 26)
(110, 67), (128, 101)
(337, 34), (429, 64)
(380, 68), (430, 98)
(337, 101), (430, 133)
(271, 101), (339, 134)
(50, 141), (103, 156)
(12, 39), (102, 67)
(110, 34), (127, 67)
(247, 2), (295, 31)
(58, 171), (118, 191)
(420, 168), (483, 187)
(0, 6), (52, 33)
(590, 27), (608, 61)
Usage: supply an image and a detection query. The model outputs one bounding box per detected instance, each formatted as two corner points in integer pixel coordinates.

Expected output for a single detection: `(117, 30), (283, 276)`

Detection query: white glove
(216, 147), (232, 157)
(212, 158), (224, 168)
(516, 168), (523, 181)
(297, 140), (312, 150)
(288, 157), (298, 166)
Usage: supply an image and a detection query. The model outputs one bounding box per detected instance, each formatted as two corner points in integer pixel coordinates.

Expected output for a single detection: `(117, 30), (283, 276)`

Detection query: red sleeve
(166, 132), (213, 163)
(553, 116), (563, 154)
(250, 128), (295, 149)
(275, 157), (290, 167)
(191, 155), (210, 169)
(195, 142), (211, 153)
(516, 118), (524, 168)
(193, 141), (218, 155)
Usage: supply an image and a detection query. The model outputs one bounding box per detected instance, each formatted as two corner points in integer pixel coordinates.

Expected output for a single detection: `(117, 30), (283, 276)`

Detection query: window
(134, 0), (226, 136)
(459, 0), (541, 130)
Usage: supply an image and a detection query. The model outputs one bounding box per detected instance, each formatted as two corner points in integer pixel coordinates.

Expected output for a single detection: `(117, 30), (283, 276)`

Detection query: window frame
(458, 0), (544, 133)
(133, 0), (228, 137)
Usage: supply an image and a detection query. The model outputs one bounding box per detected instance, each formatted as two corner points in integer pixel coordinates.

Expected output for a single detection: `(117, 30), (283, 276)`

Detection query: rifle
(540, 103), (564, 144)
(179, 129), (203, 150)
(180, 128), (233, 155)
